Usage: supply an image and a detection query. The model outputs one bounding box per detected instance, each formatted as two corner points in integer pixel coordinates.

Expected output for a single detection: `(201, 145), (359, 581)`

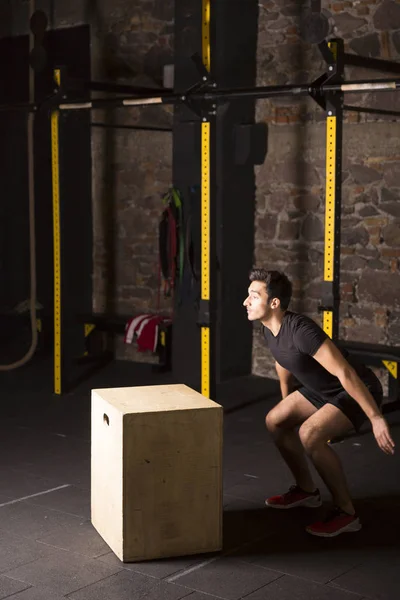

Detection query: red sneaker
(265, 485), (322, 509)
(306, 507), (362, 537)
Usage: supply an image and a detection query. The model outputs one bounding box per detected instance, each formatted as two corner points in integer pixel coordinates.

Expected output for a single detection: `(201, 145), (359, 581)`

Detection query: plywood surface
(92, 384), (220, 415)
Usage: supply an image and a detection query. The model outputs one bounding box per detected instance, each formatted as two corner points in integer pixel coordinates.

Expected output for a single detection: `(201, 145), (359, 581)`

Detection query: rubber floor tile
(244, 574), (364, 600)
(0, 575), (30, 599)
(171, 557), (282, 600)
(0, 501), (84, 540)
(4, 547), (121, 595)
(68, 570), (193, 600)
(329, 548), (400, 600)
(37, 520), (110, 559)
(97, 550), (219, 580)
(0, 530), (54, 574)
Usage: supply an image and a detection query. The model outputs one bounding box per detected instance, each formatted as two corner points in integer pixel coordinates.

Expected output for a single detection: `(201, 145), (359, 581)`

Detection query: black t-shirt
(263, 311), (366, 399)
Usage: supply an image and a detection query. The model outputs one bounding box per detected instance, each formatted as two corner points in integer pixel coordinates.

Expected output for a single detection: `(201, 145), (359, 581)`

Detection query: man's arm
(313, 338), (395, 455)
(275, 361), (294, 399)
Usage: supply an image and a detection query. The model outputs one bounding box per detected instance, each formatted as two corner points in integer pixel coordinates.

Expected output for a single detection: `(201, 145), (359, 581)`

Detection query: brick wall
(3, 0), (400, 376)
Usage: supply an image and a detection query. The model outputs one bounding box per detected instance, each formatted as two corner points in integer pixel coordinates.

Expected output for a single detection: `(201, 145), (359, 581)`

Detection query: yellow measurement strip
(323, 311), (333, 339)
(201, 123), (210, 302)
(201, 0), (211, 398)
(322, 41), (339, 340)
(324, 116), (336, 284)
(51, 69), (62, 394)
(202, 0), (211, 72)
(201, 122), (210, 397)
(323, 115), (336, 339)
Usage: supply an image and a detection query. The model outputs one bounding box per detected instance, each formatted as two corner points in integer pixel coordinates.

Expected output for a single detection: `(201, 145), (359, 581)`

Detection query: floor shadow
(224, 494), (400, 557)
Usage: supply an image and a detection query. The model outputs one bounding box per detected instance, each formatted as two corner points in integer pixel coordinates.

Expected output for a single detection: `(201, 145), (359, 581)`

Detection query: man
(243, 268), (395, 538)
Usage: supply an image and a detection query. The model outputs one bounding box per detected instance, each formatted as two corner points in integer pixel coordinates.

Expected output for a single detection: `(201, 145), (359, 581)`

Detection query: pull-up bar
(52, 77), (400, 111)
(0, 76), (399, 115)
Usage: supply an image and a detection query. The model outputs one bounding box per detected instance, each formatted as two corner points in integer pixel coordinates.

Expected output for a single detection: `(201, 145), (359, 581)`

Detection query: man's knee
(265, 408), (280, 433)
(265, 391), (317, 435)
(298, 421), (321, 454)
(265, 406), (292, 434)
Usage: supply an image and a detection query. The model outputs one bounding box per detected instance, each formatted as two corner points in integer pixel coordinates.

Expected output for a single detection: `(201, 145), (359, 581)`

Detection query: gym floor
(0, 360), (399, 600)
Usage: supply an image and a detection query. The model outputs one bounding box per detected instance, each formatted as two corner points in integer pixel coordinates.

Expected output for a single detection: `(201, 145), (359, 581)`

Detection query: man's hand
(371, 415), (395, 455)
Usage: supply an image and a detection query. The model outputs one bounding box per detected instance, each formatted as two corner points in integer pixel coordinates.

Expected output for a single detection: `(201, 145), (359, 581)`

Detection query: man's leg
(265, 391), (318, 493)
(298, 404), (354, 514)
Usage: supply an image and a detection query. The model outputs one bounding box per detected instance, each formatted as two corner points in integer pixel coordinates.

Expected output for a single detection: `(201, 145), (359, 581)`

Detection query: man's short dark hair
(249, 268), (292, 311)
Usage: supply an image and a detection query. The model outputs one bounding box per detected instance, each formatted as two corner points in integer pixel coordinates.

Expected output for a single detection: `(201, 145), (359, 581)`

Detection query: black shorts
(298, 369), (383, 432)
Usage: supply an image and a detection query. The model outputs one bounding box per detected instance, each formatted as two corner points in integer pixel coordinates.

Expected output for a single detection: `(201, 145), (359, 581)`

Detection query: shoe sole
(305, 519), (362, 537)
(265, 497), (322, 509)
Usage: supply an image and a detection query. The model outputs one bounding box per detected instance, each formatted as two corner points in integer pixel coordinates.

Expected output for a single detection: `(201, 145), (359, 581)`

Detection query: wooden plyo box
(91, 384), (223, 562)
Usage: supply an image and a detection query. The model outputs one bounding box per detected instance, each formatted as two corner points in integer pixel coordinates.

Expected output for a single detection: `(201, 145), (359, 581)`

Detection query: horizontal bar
(340, 81), (396, 92)
(56, 77), (400, 110)
(91, 122), (172, 132)
(343, 104), (400, 117)
(1, 76), (400, 114)
(58, 96), (164, 110)
(123, 97), (163, 106)
(344, 52), (400, 75)
(202, 76), (400, 100)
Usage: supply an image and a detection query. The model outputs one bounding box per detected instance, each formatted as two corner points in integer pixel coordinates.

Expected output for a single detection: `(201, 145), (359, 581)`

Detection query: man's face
(243, 280), (271, 321)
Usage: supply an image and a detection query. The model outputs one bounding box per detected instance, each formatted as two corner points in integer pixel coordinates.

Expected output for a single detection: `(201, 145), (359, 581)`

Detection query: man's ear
(270, 297), (281, 310)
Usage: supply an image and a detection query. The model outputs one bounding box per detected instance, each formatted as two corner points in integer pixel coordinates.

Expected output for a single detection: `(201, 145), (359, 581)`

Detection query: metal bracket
(180, 53), (217, 120)
(38, 66), (70, 115)
(191, 53), (212, 84)
(311, 40), (345, 112)
(309, 72), (329, 110)
(318, 40), (336, 66)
